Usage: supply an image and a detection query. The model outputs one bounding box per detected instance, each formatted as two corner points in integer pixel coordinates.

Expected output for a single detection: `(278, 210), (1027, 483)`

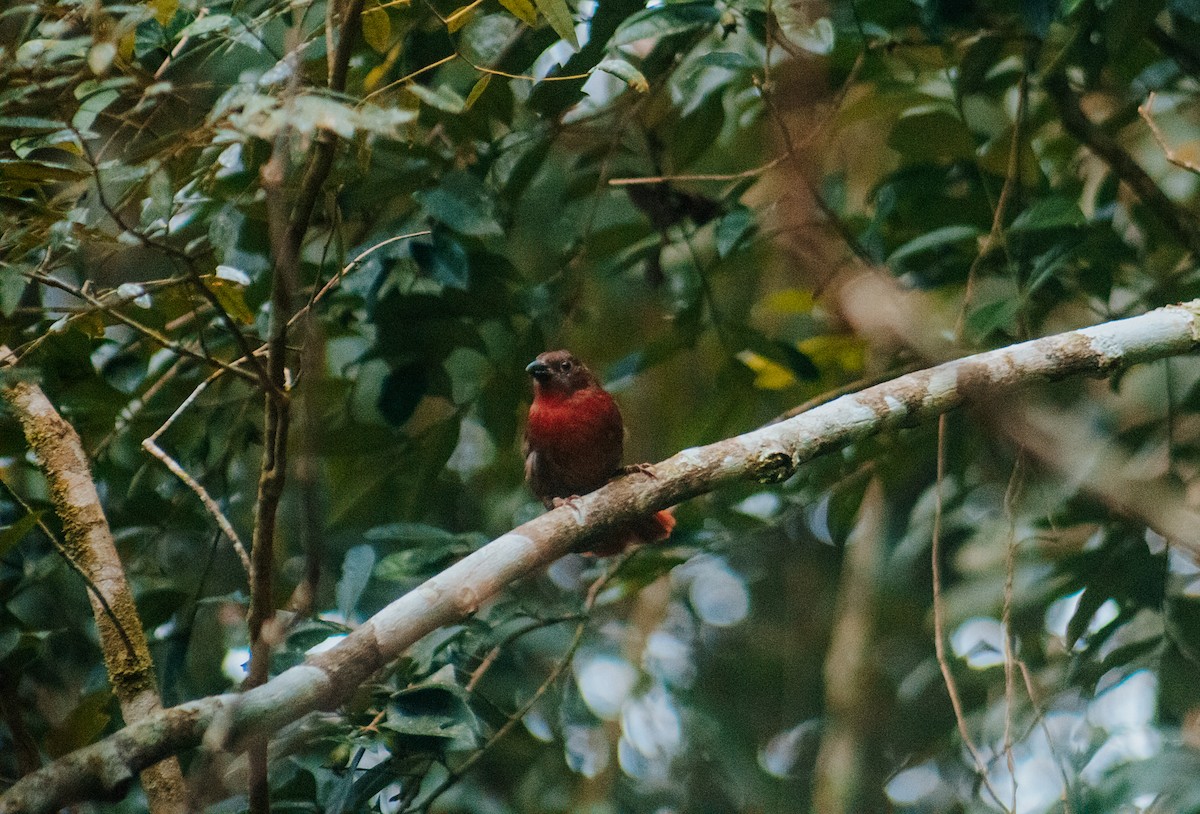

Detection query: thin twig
(412, 557), (632, 813)
(1000, 453), (1025, 814)
(93, 357), (186, 457)
(1138, 91), (1200, 176)
(142, 373), (252, 579)
(21, 271), (259, 384)
(73, 132), (274, 387)
(465, 614), (583, 692)
(0, 477), (138, 663)
(1045, 74), (1200, 256)
(957, 70), (1029, 339)
(1016, 660), (1075, 813)
(292, 230), (431, 328)
(931, 415), (1011, 812)
(607, 155), (790, 186)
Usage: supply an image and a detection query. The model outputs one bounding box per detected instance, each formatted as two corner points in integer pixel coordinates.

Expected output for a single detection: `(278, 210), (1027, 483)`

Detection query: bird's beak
(525, 359), (551, 379)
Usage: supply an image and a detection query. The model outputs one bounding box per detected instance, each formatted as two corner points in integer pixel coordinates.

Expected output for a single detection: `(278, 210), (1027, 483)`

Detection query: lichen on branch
(3, 300), (1200, 814)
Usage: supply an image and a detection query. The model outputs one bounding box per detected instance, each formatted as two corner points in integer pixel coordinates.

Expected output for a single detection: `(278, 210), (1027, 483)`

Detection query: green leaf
(201, 274), (255, 324)
(0, 510), (42, 559)
(87, 42), (117, 75)
(375, 542), (473, 580)
(336, 544), (376, 620)
(463, 73), (492, 110)
(0, 116), (67, 129)
(594, 58), (649, 92)
(886, 225), (981, 266)
(1, 271), (27, 318)
(406, 83), (466, 114)
(11, 129), (80, 159)
(692, 51), (756, 72)
(178, 13), (233, 37)
(888, 109), (975, 164)
(1171, 0), (1200, 21)
(362, 0), (392, 52)
(412, 228), (470, 288)
(1066, 586), (1109, 648)
(414, 173), (503, 238)
(716, 205), (755, 257)
(384, 681), (481, 745)
(46, 691), (112, 758)
(366, 522), (464, 545)
(498, 0), (538, 25)
(532, 0), (579, 49)
(787, 17), (834, 54)
(0, 625), (20, 662)
(1009, 196), (1086, 232)
(965, 298), (1021, 340)
(611, 2), (721, 47)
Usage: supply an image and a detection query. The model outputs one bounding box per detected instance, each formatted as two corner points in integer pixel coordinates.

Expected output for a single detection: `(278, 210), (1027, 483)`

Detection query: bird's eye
(562, 360), (572, 371)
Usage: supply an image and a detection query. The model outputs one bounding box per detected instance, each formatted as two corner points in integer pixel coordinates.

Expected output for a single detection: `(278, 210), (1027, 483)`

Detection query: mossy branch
(0, 349), (188, 814)
(3, 301), (1200, 813)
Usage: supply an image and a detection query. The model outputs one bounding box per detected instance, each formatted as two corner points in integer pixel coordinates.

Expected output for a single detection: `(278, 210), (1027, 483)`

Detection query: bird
(524, 350), (675, 556)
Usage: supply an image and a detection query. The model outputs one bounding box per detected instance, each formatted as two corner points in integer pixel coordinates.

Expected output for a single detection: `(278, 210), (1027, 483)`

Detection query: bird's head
(526, 350), (598, 397)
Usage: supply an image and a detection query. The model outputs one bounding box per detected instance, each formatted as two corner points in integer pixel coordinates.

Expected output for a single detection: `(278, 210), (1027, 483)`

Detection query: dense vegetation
(4, 0), (1200, 811)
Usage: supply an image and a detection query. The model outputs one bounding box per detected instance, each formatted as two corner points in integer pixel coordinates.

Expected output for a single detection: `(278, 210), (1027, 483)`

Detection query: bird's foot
(620, 462), (658, 479)
(551, 495), (586, 522)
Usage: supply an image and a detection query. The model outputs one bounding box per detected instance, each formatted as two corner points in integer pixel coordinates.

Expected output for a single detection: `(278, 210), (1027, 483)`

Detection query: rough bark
(3, 300), (1200, 814)
(0, 353), (187, 814)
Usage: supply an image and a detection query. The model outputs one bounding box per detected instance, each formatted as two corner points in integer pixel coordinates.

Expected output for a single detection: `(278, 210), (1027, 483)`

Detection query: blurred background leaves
(5, 0), (1200, 811)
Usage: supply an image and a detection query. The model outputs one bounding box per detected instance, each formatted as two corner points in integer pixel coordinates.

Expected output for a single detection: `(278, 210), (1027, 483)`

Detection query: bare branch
(1138, 92), (1200, 176)
(144, 372), (253, 576)
(1045, 74), (1200, 257)
(20, 271), (260, 385)
(4, 301), (1200, 814)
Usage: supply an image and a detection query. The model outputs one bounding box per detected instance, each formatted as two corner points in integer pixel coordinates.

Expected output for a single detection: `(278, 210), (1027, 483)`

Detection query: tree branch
(243, 5), (366, 809)
(1044, 74), (1200, 257)
(4, 301), (1200, 813)
(0, 351), (188, 814)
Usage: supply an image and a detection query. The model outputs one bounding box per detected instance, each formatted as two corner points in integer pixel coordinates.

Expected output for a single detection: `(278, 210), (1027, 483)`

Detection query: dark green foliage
(4, 0), (1200, 811)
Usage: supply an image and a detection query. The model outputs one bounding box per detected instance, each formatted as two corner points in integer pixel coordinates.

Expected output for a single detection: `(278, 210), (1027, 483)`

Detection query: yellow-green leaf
(203, 275), (255, 324)
(445, 2), (479, 32)
(46, 691), (112, 758)
(797, 335), (866, 373)
(464, 74), (492, 109)
(764, 289), (814, 315)
(497, 0), (537, 27)
(532, 0), (578, 49)
(362, 0), (393, 53)
(150, 0), (177, 25)
(737, 351), (797, 390)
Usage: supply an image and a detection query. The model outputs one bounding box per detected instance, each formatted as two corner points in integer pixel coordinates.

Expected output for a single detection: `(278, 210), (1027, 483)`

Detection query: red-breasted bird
(524, 350), (675, 556)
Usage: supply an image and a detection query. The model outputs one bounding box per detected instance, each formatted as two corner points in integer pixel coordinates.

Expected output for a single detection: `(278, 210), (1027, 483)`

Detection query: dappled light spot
(757, 720), (818, 779)
(222, 646), (249, 683)
(564, 725), (610, 778)
(676, 555), (749, 627)
(575, 653), (638, 720)
(885, 763), (941, 805)
(950, 616), (1005, 669)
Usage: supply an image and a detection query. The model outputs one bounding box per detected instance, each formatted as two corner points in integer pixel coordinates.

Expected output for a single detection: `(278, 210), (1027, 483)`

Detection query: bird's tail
(586, 509), (676, 557)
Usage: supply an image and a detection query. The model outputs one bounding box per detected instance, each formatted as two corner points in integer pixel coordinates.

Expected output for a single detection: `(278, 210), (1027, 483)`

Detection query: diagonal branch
(4, 300), (1200, 814)
(1044, 74), (1200, 257)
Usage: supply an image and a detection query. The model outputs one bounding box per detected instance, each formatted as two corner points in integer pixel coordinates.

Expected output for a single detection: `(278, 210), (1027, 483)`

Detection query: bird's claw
(621, 462), (658, 479)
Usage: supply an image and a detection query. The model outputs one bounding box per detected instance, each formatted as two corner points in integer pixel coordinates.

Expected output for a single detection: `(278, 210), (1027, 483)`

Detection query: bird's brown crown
(525, 350), (599, 396)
